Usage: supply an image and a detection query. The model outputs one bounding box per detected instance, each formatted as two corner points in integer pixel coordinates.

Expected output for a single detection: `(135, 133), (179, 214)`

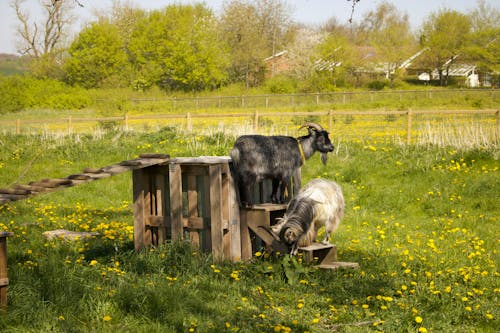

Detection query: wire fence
(99, 89), (499, 112)
(1, 109), (498, 148)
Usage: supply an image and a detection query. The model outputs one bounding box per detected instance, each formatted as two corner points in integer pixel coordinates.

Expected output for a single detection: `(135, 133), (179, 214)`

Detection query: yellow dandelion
(415, 316), (423, 324)
(103, 315), (112, 322)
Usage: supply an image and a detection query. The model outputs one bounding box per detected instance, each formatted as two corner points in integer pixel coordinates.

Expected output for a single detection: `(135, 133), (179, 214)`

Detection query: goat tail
(230, 147), (240, 166)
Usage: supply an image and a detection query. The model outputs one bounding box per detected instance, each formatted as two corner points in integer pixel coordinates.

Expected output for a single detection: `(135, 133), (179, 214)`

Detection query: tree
(220, 0), (294, 88)
(11, 0), (77, 78)
(363, 2), (416, 84)
(315, 32), (360, 88)
(64, 21), (129, 88)
(127, 4), (229, 91)
(220, 1), (267, 87)
(465, 0), (500, 77)
(419, 9), (471, 86)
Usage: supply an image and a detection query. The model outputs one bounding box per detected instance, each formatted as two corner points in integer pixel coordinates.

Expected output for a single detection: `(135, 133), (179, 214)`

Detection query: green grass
(0, 128), (498, 332)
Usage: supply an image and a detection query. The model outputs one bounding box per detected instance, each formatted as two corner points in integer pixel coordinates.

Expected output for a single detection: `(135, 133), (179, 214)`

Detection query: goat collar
(297, 139), (306, 163)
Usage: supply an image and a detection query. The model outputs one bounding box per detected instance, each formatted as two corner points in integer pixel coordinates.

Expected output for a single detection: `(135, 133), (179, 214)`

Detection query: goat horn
(300, 122), (324, 132)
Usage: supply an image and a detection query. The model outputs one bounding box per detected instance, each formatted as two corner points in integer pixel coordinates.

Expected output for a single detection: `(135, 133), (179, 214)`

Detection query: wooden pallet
(133, 156), (241, 262)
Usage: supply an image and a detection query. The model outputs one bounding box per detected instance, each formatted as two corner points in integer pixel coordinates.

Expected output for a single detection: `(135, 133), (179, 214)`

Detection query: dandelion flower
(415, 316), (423, 324)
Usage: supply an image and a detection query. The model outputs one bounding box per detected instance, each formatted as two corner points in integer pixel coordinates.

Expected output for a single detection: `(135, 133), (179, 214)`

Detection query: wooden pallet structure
(133, 156), (241, 262)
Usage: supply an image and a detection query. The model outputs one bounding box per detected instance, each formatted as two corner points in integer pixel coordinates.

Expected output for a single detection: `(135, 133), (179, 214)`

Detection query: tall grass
(0, 127), (498, 332)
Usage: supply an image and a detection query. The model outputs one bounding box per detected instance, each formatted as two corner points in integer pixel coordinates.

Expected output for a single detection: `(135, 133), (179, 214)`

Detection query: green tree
(64, 21), (129, 88)
(220, 0), (293, 88)
(465, 0), (500, 77)
(128, 4), (228, 92)
(363, 2), (416, 85)
(419, 9), (471, 86)
(315, 33), (359, 88)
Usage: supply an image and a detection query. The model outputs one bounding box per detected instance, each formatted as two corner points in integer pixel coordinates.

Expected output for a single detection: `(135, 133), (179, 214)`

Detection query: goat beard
(320, 153), (328, 165)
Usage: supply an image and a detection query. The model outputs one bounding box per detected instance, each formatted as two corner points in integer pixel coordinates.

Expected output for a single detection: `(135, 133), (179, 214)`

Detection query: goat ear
(321, 153), (328, 165)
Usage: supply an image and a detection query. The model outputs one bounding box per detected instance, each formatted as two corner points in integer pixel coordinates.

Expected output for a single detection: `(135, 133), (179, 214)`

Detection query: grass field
(0, 124), (498, 332)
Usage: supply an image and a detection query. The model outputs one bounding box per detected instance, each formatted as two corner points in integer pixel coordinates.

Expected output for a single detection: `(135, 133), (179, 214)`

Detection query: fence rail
(1, 109), (499, 146)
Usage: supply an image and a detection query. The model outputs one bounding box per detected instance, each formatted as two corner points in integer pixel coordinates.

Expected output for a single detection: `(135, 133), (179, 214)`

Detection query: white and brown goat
(271, 178), (345, 255)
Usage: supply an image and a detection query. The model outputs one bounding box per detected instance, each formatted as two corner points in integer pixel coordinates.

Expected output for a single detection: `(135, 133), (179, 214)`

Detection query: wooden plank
(133, 169), (147, 250)
(154, 173), (167, 245)
(209, 165), (224, 261)
(315, 262), (360, 270)
(186, 174), (201, 248)
(172, 156), (231, 165)
(147, 216), (167, 227)
(139, 153), (170, 159)
(0, 233), (13, 310)
(182, 165), (209, 176)
(248, 203), (287, 211)
(169, 163), (184, 242)
(225, 162), (242, 262)
(186, 217), (205, 229)
(239, 206), (251, 261)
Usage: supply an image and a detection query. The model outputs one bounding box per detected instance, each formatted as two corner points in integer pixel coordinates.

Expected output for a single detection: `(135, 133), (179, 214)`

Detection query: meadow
(0, 122), (498, 332)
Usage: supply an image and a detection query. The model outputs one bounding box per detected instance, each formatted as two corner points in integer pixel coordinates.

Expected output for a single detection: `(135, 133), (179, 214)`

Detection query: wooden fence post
(124, 114), (129, 131)
(497, 110), (500, 139)
(254, 110), (259, 133)
(186, 112), (192, 133)
(67, 116), (72, 134)
(407, 110), (412, 145)
(16, 119), (21, 134)
(328, 109), (333, 134)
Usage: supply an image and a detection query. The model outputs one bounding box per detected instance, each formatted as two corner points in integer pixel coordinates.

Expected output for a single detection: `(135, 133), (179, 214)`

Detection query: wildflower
(415, 316), (423, 324)
(103, 315), (112, 322)
(89, 260), (98, 266)
(418, 328), (428, 333)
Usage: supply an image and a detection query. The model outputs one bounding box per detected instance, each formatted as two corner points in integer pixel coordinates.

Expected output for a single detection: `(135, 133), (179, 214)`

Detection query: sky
(0, 0), (497, 55)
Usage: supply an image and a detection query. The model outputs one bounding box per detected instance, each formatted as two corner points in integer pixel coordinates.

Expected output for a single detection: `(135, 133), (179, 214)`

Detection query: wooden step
(299, 242), (338, 264)
(298, 242), (359, 270)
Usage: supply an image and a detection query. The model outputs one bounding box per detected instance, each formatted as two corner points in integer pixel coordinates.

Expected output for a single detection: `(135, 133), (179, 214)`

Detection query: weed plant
(0, 128), (498, 332)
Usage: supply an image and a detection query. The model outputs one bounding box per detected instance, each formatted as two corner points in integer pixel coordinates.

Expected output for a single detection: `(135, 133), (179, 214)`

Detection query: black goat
(230, 123), (334, 206)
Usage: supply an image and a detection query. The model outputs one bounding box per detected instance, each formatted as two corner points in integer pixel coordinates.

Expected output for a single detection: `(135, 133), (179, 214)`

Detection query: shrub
(0, 75), (91, 113)
(367, 80), (387, 90)
(263, 75), (297, 94)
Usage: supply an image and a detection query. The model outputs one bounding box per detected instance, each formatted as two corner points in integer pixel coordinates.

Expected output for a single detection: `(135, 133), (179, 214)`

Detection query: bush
(263, 75), (297, 94)
(367, 80), (387, 90)
(0, 75), (91, 113)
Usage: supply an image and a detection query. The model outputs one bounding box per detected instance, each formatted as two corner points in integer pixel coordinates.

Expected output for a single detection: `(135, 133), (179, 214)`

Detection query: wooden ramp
(0, 153), (170, 204)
